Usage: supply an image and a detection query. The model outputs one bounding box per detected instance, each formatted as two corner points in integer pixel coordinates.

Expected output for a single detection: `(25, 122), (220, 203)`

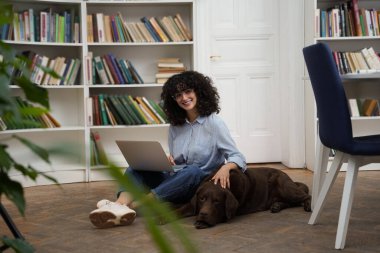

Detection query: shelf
(341, 73), (380, 79)
(3, 40), (83, 47)
(88, 42), (193, 46)
(88, 84), (163, 88)
(316, 36), (380, 41)
(10, 85), (85, 89)
(86, 0), (194, 4)
(0, 126), (85, 135)
(89, 124), (169, 130)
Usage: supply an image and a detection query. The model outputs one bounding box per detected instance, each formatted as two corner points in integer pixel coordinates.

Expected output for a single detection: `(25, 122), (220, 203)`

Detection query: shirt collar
(186, 115), (206, 125)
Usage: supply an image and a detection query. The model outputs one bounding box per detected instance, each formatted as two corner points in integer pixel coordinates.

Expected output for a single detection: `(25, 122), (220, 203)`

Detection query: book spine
(98, 94), (109, 125)
(109, 54), (126, 84)
(141, 17), (161, 42)
(104, 54), (120, 83)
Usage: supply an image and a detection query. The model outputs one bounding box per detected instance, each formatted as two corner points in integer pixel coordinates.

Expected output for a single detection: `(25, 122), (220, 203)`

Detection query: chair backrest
(303, 43), (353, 152)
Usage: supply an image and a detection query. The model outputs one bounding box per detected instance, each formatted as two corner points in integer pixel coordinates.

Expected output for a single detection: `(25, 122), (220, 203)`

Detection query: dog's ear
(225, 190), (239, 220)
(190, 190), (199, 213)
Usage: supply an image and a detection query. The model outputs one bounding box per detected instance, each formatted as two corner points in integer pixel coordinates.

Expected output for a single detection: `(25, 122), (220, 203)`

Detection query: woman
(89, 71), (246, 228)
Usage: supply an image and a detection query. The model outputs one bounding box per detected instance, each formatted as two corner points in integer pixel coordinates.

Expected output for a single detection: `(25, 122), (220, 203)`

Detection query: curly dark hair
(161, 71), (220, 125)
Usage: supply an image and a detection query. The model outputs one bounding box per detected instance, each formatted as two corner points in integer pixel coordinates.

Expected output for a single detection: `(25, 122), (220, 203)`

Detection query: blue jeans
(118, 165), (208, 204)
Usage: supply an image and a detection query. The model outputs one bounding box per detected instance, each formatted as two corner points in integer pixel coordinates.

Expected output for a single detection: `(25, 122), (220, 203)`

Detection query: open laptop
(116, 140), (175, 172)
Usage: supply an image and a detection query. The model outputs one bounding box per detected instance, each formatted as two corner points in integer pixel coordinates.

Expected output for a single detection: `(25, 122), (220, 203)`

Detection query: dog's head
(190, 181), (239, 229)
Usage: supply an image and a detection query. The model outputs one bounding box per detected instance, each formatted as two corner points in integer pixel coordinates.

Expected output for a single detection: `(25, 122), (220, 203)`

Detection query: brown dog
(175, 167), (311, 229)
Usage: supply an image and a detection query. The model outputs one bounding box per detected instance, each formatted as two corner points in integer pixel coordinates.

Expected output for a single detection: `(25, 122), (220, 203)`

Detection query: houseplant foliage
(0, 2), (197, 253)
(0, 3), (60, 252)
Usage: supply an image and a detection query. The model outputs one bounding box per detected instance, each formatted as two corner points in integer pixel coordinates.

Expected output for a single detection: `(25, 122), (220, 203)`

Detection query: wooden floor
(1, 164), (380, 253)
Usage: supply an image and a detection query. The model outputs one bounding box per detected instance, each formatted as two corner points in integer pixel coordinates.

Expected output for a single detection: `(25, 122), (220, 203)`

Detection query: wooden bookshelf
(1, 0), (196, 186)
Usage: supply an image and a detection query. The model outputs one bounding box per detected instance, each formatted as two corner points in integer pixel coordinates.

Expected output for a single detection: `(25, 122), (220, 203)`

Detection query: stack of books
(155, 58), (185, 84)
(87, 12), (192, 43)
(332, 47), (380, 74)
(0, 6), (80, 42)
(86, 52), (143, 85)
(0, 96), (61, 131)
(315, 0), (380, 38)
(348, 98), (380, 117)
(8, 50), (81, 86)
(88, 94), (167, 126)
(90, 131), (108, 166)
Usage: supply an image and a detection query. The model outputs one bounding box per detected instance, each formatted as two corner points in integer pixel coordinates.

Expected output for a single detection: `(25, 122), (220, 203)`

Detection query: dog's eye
(199, 196), (206, 202)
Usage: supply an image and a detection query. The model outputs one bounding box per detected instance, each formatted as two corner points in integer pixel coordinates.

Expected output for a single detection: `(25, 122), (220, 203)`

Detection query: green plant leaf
(0, 4), (13, 25)
(13, 76), (49, 109)
(13, 164), (38, 181)
(1, 236), (35, 253)
(0, 144), (12, 170)
(18, 106), (48, 117)
(0, 172), (25, 215)
(13, 135), (50, 164)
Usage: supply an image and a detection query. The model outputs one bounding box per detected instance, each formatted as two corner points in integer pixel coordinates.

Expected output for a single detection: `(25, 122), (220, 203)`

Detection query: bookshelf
(1, 0), (196, 186)
(305, 0), (380, 171)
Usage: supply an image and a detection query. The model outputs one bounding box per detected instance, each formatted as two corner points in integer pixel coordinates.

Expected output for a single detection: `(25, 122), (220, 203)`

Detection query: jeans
(118, 165), (208, 204)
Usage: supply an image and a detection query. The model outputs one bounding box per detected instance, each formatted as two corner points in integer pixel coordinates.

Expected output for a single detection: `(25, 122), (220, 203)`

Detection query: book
(108, 96), (133, 125)
(351, 0), (361, 36)
(116, 96), (139, 125)
(348, 98), (360, 117)
(135, 96), (160, 124)
(94, 56), (109, 84)
(149, 17), (169, 42)
(126, 95), (150, 124)
(98, 94), (109, 125)
(103, 15), (113, 42)
(118, 59), (134, 84)
(141, 16), (161, 42)
(92, 131), (108, 165)
(362, 99), (378, 116)
(142, 97), (166, 124)
(127, 60), (144, 84)
(101, 56), (115, 84)
(103, 54), (120, 83)
(175, 13), (192, 40)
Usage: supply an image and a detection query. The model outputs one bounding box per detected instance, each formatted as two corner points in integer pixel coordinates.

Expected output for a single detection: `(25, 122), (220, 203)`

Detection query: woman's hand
(211, 163), (237, 189)
(168, 155), (176, 165)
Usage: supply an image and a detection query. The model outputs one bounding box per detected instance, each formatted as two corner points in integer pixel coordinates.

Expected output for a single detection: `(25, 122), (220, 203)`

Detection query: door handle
(210, 55), (222, 62)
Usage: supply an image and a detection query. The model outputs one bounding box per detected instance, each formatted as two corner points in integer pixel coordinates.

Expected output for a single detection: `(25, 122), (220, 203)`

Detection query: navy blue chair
(303, 43), (380, 249)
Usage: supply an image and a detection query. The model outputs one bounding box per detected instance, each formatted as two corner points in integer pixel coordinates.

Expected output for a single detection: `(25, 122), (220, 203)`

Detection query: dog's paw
(304, 198), (312, 212)
(194, 221), (210, 229)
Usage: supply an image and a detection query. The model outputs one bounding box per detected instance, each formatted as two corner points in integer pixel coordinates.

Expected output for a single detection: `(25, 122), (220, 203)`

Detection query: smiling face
(174, 88), (197, 113)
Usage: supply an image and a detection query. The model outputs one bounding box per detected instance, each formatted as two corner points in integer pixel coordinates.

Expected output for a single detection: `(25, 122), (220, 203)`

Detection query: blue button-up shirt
(168, 113), (247, 174)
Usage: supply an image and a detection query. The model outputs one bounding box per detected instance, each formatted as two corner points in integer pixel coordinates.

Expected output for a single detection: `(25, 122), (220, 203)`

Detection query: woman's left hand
(211, 164), (233, 189)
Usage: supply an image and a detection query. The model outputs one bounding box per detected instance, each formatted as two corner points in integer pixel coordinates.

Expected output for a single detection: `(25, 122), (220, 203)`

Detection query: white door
(197, 0), (281, 163)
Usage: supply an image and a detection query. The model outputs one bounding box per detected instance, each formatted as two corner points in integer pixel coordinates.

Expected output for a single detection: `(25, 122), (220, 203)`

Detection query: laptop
(116, 140), (175, 172)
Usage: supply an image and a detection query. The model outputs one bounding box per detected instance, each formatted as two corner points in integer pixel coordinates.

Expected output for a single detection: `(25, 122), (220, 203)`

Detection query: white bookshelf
(2, 0), (196, 186)
(304, 0), (380, 172)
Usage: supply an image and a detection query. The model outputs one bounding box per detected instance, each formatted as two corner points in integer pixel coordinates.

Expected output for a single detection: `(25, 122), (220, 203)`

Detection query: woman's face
(173, 88), (197, 113)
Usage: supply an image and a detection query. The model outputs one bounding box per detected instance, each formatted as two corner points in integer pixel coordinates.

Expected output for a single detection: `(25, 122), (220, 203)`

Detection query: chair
(303, 42), (380, 249)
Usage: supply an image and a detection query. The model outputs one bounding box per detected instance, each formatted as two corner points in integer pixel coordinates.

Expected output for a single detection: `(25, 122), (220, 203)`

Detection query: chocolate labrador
(175, 167), (311, 229)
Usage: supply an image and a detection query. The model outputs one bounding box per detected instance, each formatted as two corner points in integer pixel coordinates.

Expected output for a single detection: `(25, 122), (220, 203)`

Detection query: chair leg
(312, 138), (330, 209)
(309, 151), (344, 225)
(335, 157), (359, 250)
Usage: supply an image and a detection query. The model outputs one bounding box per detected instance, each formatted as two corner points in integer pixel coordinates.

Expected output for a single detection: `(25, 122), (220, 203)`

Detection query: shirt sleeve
(214, 116), (247, 171)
